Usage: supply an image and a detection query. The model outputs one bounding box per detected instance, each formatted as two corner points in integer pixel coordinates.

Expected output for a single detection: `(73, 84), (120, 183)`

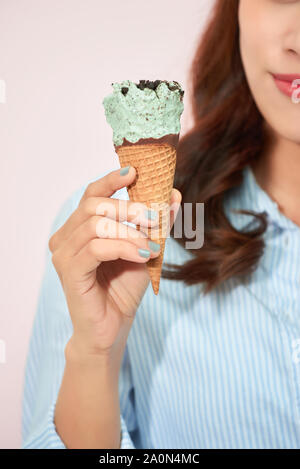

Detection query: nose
(287, 45), (300, 59)
(286, 24), (300, 59)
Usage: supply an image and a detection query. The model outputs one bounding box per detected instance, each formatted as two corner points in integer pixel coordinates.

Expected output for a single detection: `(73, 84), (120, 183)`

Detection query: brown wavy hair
(161, 0), (269, 294)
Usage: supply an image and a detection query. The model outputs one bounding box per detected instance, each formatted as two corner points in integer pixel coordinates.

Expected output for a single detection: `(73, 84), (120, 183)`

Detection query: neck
(250, 123), (300, 228)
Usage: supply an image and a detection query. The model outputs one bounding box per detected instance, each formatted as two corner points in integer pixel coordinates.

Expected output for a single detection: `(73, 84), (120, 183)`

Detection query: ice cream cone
(115, 138), (177, 295)
(103, 79), (184, 294)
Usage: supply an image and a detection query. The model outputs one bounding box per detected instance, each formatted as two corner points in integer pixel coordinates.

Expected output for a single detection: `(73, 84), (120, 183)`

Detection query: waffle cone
(115, 142), (177, 295)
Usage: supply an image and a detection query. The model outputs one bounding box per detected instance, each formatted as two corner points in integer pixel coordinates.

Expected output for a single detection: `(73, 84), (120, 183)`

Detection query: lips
(273, 73), (300, 83)
(272, 73), (300, 98)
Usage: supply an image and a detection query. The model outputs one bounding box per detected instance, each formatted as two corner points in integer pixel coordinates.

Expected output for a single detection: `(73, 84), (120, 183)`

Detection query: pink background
(0, 0), (214, 448)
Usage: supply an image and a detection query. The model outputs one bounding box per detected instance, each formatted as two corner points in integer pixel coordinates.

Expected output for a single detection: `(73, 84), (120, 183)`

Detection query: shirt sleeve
(21, 179), (137, 449)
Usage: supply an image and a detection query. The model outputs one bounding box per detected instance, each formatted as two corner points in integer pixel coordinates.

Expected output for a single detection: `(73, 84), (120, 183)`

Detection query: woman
(22, 0), (300, 449)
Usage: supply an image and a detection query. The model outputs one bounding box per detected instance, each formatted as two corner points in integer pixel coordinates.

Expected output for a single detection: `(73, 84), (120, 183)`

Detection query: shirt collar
(243, 164), (299, 232)
(224, 164), (300, 233)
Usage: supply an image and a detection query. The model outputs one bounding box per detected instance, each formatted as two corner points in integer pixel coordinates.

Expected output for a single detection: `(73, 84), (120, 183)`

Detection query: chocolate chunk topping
(111, 80), (184, 99)
(135, 79), (184, 98)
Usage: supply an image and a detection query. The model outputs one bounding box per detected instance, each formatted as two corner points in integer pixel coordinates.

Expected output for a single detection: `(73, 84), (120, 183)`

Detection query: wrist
(65, 336), (120, 371)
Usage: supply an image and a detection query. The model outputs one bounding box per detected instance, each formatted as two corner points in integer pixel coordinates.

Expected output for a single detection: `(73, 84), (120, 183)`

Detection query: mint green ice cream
(102, 79), (184, 147)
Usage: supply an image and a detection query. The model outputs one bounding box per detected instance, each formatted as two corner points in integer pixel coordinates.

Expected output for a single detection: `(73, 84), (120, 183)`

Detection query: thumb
(169, 188), (182, 230)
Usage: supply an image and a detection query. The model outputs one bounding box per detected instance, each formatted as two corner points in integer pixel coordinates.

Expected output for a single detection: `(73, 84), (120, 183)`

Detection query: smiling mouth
(271, 73), (300, 98)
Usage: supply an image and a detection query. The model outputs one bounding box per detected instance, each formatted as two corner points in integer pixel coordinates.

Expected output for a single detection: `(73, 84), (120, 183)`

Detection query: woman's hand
(48, 166), (181, 361)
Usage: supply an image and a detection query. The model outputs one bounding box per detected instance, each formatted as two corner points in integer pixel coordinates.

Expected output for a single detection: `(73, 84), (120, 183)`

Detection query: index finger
(48, 166), (137, 253)
(81, 166), (137, 201)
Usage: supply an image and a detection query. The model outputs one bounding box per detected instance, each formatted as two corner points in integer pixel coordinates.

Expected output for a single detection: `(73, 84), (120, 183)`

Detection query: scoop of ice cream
(102, 79), (184, 147)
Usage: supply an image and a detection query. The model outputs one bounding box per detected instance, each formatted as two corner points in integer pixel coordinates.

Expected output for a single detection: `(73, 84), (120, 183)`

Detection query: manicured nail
(138, 248), (151, 258)
(148, 241), (160, 252)
(144, 209), (158, 220)
(120, 166), (130, 176)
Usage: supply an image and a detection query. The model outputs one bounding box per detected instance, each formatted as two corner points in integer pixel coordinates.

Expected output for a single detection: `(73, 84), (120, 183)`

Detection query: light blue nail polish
(120, 166), (130, 176)
(138, 248), (151, 258)
(144, 209), (158, 220)
(148, 241), (160, 252)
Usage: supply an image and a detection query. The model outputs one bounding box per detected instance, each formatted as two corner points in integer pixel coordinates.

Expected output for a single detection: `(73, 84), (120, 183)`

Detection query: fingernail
(148, 241), (160, 252)
(138, 248), (151, 258)
(144, 209), (158, 220)
(120, 166), (130, 176)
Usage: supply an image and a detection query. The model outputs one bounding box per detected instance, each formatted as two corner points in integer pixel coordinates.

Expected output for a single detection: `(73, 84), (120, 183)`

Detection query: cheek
(239, 0), (268, 74)
(238, 0), (300, 142)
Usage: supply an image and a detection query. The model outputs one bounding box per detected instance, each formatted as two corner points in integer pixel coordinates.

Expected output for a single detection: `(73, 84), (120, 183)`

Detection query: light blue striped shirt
(21, 164), (300, 449)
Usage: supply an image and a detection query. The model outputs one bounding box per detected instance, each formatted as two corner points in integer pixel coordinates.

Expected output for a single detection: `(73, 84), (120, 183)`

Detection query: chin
(274, 126), (300, 144)
(260, 110), (300, 143)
